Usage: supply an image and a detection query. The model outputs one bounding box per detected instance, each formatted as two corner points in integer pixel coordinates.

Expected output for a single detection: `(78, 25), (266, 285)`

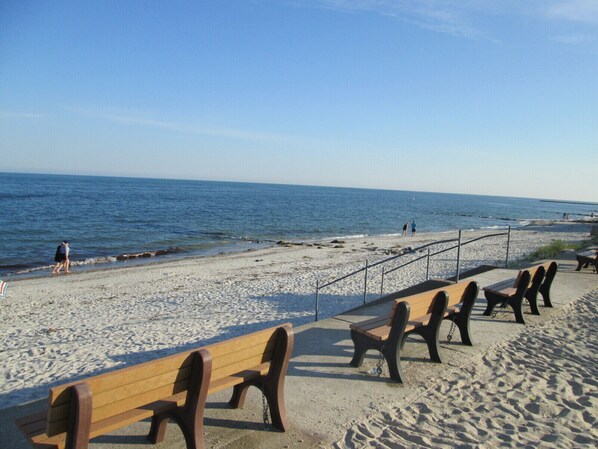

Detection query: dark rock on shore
(116, 247), (183, 261)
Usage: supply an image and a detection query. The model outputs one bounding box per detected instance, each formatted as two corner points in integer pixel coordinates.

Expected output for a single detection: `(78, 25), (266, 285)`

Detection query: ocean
(1, 172), (596, 279)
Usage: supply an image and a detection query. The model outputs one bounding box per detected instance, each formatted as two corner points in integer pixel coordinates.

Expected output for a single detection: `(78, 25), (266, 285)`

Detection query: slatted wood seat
(482, 266), (543, 324)
(349, 280), (479, 383)
(16, 324), (293, 449)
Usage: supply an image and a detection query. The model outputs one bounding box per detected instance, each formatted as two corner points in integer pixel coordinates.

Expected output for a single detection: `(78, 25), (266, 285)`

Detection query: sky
(1, 1), (597, 202)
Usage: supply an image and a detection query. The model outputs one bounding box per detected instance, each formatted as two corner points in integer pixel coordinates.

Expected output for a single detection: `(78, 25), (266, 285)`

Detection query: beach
(339, 290), (598, 448)
(1, 222), (596, 448)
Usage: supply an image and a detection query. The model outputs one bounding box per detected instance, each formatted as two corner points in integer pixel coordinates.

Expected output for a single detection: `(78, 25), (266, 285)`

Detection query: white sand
(337, 290), (598, 448)
(0, 223), (590, 410)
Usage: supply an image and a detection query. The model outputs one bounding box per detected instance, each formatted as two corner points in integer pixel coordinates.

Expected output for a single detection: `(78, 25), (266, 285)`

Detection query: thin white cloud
(293, 0), (486, 38)
(545, 0), (598, 24)
(66, 105), (293, 143)
(288, 0), (598, 38)
(552, 33), (593, 45)
(0, 111), (47, 119)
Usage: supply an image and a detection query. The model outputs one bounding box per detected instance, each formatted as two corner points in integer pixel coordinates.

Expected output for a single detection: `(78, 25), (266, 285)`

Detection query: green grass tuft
(524, 239), (590, 262)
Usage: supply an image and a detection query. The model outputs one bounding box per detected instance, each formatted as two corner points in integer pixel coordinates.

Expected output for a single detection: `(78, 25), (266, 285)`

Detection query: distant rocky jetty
(116, 247), (183, 261)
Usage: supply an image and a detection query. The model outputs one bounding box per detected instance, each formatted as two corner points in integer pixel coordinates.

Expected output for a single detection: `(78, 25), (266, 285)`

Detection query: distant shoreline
(540, 199), (598, 206)
(4, 220), (594, 283)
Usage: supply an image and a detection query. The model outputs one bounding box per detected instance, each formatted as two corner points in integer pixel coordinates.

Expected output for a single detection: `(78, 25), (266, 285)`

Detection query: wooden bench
(575, 250), (598, 273)
(349, 280), (479, 383)
(482, 262), (558, 324)
(16, 324), (293, 449)
(482, 266), (544, 324)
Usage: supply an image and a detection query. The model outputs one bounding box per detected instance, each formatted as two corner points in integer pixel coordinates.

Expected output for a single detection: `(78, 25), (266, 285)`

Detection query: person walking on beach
(411, 221), (417, 235)
(402, 223), (408, 236)
(52, 241), (70, 274)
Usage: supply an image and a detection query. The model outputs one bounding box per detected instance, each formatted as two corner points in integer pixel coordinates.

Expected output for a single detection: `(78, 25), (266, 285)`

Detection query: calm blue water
(1, 172), (596, 278)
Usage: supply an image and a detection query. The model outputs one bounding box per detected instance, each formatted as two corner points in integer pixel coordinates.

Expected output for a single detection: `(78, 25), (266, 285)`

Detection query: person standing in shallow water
(402, 223), (408, 236)
(411, 221), (417, 235)
(62, 241), (70, 273)
(52, 241), (70, 274)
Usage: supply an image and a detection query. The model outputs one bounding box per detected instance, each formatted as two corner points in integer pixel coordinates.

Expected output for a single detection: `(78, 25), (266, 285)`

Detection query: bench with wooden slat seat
(482, 266), (541, 324)
(16, 324), (293, 449)
(349, 280), (479, 383)
(575, 250), (598, 273)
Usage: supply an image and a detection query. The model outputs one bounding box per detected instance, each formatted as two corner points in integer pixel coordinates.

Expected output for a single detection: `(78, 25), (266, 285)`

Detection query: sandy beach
(1, 222), (596, 448)
(338, 290), (598, 448)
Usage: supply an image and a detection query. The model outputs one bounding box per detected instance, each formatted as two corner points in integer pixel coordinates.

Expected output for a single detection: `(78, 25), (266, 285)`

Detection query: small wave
(329, 234), (368, 240)
(72, 257), (118, 266)
(479, 225), (510, 230)
(15, 265), (54, 275)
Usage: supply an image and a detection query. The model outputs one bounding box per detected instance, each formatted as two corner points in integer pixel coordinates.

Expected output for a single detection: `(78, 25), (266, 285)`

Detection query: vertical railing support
(380, 266), (385, 297)
(425, 248), (431, 280)
(363, 260), (369, 304)
(455, 230), (462, 282)
(315, 280), (319, 322)
(505, 226), (511, 268)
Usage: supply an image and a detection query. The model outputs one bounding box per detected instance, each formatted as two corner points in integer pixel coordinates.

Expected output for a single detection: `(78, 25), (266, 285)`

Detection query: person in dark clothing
(52, 241), (70, 274)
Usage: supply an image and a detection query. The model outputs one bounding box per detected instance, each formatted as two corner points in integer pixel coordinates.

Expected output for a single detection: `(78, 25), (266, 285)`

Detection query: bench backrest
(540, 261), (557, 286)
(513, 269), (528, 288)
(518, 264), (551, 290)
(385, 280), (477, 322)
(396, 289), (444, 318)
(45, 324), (291, 437)
(526, 264), (543, 280)
(425, 281), (477, 309)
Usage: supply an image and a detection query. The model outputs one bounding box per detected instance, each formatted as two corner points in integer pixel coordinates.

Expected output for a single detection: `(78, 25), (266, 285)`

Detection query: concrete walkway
(2, 254), (596, 449)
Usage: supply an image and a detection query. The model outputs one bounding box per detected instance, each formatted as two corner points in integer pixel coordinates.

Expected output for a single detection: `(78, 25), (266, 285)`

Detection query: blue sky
(1, 1), (597, 202)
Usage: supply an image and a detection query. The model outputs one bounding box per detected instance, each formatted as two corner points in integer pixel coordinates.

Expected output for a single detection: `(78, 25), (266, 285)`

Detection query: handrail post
(505, 226), (511, 268)
(363, 260), (369, 304)
(315, 280), (319, 322)
(426, 248), (430, 280)
(455, 230), (462, 282)
(380, 266), (385, 297)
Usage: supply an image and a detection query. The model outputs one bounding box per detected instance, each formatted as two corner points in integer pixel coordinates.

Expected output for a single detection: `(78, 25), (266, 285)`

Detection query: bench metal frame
(350, 290), (451, 383)
(483, 270), (533, 324)
(576, 253), (598, 273)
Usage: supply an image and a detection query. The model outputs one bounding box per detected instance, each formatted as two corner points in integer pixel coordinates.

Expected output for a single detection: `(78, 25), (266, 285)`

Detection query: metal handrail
(384, 230), (508, 277)
(317, 236), (459, 290)
(314, 227), (511, 321)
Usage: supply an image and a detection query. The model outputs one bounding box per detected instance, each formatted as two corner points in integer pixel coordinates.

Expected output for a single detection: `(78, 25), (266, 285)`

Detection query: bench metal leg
(350, 331), (405, 380)
(229, 326), (293, 431)
(482, 293), (504, 317)
(349, 330), (374, 368)
(527, 296), (540, 315)
(349, 302), (410, 383)
(446, 314), (473, 346)
(447, 282), (479, 346)
(540, 288), (553, 308)
(405, 292), (448, 364)
(383, 301), (410, 382)
(511, 300), (526, 324)
(409, 326), (442, 363)
(148, 349), (211, 449)
(484, 291), (526, 324)
(381, 343), (404, 383)
(65, 383), (93, 449)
